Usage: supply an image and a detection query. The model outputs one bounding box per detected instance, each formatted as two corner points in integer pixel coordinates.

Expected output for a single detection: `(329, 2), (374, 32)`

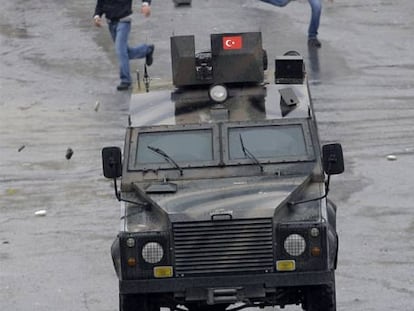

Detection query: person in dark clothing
(93, 0), (155, 91)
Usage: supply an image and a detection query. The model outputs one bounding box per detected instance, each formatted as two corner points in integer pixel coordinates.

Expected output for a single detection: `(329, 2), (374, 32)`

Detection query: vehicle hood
(140, 175), (314, 222)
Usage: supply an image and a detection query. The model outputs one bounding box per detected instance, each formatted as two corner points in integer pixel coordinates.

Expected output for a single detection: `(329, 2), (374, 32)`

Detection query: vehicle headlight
(142, 242), (164, 264)
(209, 84), (228, 103)
(284, 234), (306, 256)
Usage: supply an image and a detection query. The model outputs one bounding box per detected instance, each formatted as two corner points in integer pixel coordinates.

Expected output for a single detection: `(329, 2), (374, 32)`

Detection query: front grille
(173, 218), (274, 276)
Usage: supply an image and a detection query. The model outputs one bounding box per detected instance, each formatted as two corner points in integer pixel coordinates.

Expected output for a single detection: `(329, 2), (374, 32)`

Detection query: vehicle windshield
(228, 125), (307, 160)
(135, 129), (214, 166)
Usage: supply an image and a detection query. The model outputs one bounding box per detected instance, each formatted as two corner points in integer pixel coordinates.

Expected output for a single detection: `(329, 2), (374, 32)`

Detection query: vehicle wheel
(262, 49), (268, 71)
(303, 283), (336, 311)
(120, 294), (159, 311)
(186, 303), (229, 311)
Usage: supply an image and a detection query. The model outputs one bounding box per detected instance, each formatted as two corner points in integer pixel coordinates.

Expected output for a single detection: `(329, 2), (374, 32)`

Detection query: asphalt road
(1, 0), (414, 310)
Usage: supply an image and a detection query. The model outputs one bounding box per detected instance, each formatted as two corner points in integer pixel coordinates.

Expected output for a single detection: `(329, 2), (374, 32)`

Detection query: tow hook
(207, 288), (240, 305)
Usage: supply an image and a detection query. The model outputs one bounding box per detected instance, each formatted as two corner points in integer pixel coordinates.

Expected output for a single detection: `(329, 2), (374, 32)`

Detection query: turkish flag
(222, 36), (243, 50)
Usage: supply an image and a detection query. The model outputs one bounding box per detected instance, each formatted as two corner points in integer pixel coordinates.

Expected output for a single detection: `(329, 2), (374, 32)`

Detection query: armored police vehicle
(102, 32), (344, 311)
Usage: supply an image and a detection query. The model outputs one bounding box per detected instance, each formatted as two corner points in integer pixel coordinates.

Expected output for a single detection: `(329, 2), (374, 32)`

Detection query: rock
(34, 210), (47, 216)
(66, 148), (74, 160)
(386, 154), (397, 161)
(94, 100), (100, 112)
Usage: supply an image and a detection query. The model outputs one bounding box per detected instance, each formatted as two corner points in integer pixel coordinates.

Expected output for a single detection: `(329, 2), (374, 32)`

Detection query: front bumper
(119, 270), (334, 295)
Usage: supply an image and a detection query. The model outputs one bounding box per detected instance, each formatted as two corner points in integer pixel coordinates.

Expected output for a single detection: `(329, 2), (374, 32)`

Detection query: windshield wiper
(239, 134), (264, 172)
(147, 145), (183, 176)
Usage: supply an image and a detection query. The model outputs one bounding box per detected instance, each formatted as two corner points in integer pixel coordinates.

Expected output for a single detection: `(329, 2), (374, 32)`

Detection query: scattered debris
(6, 188), (17, 195)
(18, 101), (40, 111)
(94, 100), (100, 112)
(34, 210), (47, 217)
(386, 154), (397, 161)
(18, 145), (26, 152)
(66, 148), (74, 160)
(174, 0), (192, 6)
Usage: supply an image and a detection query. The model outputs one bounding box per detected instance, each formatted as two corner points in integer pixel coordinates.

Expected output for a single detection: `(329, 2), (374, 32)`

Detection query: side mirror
(102, 147), (122, 179)
(322, 143), (344, 175)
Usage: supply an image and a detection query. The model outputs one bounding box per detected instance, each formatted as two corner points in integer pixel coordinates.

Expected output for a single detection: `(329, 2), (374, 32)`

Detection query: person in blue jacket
(259, 0), (330, 48)
(93, 0), (155, 91)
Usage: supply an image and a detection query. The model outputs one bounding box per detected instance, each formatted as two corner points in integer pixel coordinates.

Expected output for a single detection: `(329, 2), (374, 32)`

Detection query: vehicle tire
(302, 283), (336, 311)
(186, 303), (229, 311)
(262, 49), (268, 71)
(120, 294), (159, 311)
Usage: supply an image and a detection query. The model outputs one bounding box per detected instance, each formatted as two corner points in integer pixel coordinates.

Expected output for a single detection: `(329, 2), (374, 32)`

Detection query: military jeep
(102, 32), (344, 311)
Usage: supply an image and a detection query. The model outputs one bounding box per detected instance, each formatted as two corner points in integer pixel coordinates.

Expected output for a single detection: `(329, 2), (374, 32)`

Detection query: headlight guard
(276, 223), (327, 272)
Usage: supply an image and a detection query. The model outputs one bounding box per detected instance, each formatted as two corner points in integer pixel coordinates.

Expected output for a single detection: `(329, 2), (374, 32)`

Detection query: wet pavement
(1, 0), (414, 310)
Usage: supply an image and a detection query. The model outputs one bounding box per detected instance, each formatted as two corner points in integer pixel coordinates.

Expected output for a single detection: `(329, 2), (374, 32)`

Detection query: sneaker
(308, 38), (321, 48)
(146, 44), (154, 66)
(116, 82), (131, 91)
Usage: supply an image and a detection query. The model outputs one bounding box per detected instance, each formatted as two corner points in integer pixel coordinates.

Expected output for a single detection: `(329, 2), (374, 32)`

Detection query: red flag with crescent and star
(222, 36), (243, 50)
